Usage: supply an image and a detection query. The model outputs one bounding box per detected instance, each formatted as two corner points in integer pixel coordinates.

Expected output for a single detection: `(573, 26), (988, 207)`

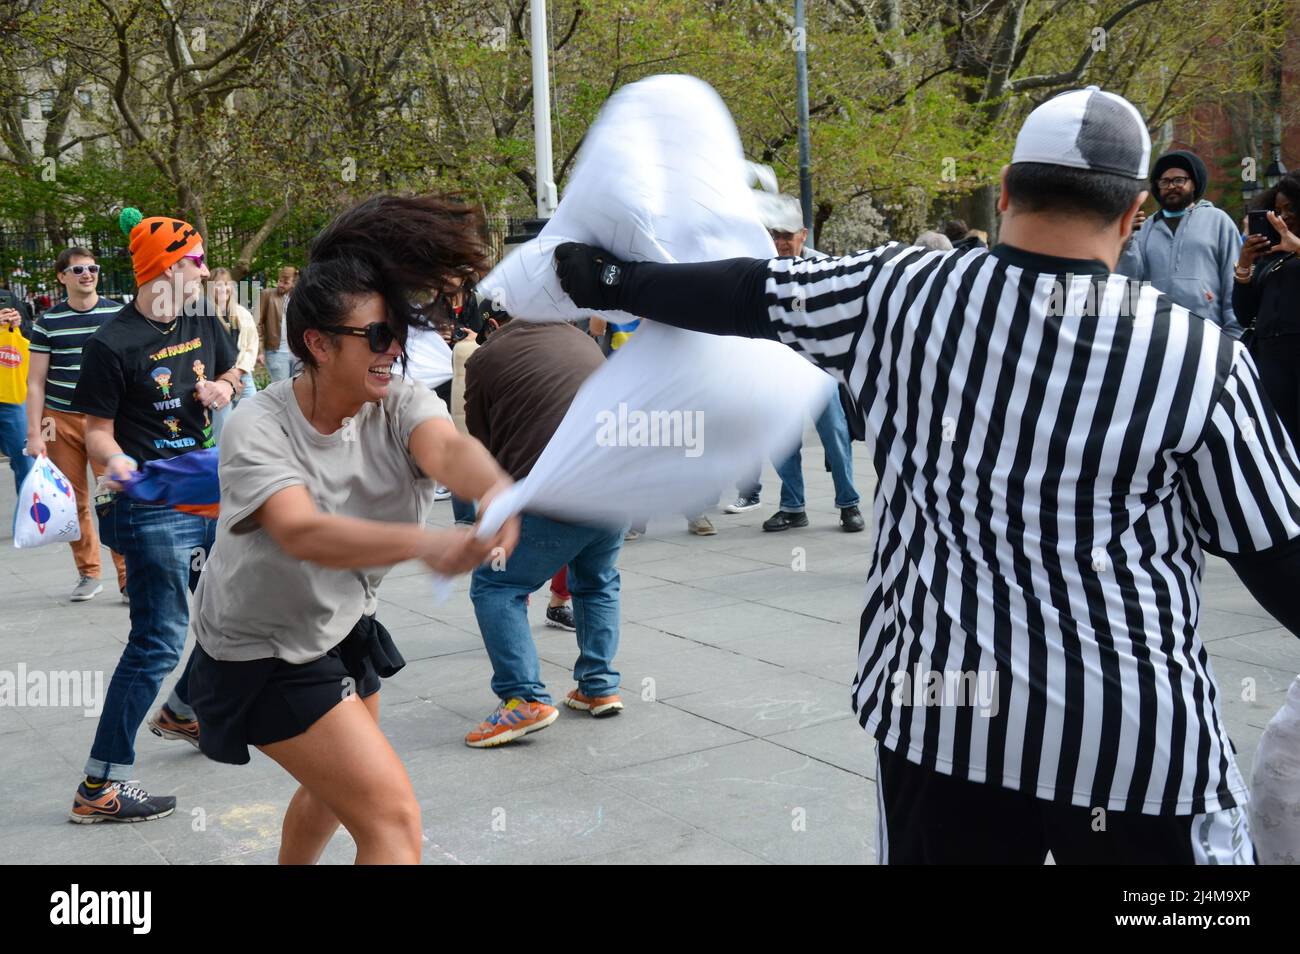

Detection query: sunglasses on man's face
(62, 264), (100, 276)
(322, 322), (399, 353)
(181, 253), (206, 269)
(1157, 176), (1191, 189)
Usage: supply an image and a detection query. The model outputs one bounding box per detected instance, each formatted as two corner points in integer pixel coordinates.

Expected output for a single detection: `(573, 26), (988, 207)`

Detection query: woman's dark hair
(1252, 173), (1300, 214)
(287, 194), (489, 370)
(1004, 162), (1145, 225)
(941, 219), (969, 242)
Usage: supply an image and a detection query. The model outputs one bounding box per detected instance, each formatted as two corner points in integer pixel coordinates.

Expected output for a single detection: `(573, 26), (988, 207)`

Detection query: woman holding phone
(1235, 173), (1300, 442)
(187, 195), (520, 864)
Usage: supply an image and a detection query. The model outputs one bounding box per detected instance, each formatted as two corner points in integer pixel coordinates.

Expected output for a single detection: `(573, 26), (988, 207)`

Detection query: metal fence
(1, 212), (531, 301)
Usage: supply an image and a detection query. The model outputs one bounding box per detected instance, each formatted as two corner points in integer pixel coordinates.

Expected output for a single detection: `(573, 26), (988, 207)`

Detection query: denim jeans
(265, 351), (300, 383)
(775, 396), (861, 512)
(213, 372), (259, 443)
(0, 400), (33, 496)
(85, 496), (216, 780)
(451, 495), (477, 525)
(470, 513), (623, 704)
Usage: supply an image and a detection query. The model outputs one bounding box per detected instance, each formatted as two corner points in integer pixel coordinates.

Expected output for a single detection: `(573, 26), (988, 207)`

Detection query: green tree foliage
(1, 0), (1294, 273)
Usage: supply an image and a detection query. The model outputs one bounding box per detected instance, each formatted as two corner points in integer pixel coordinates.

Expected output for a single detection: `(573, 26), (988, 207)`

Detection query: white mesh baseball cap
(1011, 86), (1151, 180)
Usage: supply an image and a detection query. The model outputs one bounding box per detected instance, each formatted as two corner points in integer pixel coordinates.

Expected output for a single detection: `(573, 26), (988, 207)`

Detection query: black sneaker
(545, 604), (577, 631)
(723, 495), (761, 514)
(762, 510), (809, 532)
(70, 779), (177, 824)
(840, 506), (865, 533)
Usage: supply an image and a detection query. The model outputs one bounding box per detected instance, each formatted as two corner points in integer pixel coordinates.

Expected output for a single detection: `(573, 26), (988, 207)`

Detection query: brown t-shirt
(464, 320), (604, 480)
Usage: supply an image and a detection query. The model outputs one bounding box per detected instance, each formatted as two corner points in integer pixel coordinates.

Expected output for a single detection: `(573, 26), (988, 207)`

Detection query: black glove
(554, 242), (634, 311)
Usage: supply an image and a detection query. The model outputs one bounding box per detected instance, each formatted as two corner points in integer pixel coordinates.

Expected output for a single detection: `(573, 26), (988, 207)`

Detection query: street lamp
(1265, 113), (1287, 188)
(1242, 177), (1261, 209)
(1264, 155), (1287, 189)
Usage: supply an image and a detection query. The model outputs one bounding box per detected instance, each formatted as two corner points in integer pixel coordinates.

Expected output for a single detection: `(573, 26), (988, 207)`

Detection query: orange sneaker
(563, 689), (624, 718)
(147, 705), (200, 749)
(70, 779), (176, 824)
(464, 698), (559, 748)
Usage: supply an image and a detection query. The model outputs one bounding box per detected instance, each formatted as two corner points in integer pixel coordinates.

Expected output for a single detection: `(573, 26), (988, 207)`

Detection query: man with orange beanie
(66, 207), (243, 824)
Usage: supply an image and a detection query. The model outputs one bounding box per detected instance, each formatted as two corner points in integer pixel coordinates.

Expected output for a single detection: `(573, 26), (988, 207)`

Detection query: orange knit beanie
(118, 207), (203, 286)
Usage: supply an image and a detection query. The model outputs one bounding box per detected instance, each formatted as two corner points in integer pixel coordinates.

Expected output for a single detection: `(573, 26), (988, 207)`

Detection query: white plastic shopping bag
(1250, 675), (1300, 864)
(13, 453), (81, 549)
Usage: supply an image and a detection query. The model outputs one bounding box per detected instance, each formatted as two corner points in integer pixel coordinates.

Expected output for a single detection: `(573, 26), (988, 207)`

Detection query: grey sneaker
(687, 516), (717, 536)
(70, 577), (103, 602)
(723, 495), (761, 514)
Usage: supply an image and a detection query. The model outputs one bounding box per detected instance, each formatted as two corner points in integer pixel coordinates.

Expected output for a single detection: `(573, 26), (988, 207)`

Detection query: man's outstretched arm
(554, 244), (773, 338)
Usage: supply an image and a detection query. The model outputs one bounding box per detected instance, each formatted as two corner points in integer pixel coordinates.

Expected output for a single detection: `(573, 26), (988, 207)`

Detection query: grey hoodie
(1117, 199), (1243, 335)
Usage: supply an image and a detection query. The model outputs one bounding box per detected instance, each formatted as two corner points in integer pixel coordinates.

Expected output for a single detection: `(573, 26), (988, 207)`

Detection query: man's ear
(997, 165), (1011, 214)
(1117, 189), (1149, 244)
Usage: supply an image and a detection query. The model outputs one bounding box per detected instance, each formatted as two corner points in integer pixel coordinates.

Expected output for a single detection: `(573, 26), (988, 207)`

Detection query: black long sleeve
(1225, 535), (1300, 636)
(614, 257), (775, 339)
(1230, 273), (1261, 328)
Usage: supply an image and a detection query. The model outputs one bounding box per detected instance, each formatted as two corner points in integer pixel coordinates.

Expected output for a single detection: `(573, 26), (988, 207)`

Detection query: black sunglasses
(321, 322), (398, 353)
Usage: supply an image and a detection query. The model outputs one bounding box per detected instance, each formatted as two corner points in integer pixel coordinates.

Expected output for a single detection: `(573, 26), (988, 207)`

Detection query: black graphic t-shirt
(71, 301), (238, 463)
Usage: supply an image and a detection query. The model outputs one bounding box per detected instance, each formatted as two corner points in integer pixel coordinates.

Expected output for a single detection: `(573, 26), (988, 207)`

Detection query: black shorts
(189, 615), (405, 765)
(874, 743), (1256, 864)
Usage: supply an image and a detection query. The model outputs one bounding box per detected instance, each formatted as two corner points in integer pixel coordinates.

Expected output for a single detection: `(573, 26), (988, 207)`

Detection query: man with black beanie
(1118, 149), (1243, 335)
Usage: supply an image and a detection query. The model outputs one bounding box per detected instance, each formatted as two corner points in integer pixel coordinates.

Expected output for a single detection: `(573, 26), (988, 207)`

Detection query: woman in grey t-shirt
(188, 196), (520, 865)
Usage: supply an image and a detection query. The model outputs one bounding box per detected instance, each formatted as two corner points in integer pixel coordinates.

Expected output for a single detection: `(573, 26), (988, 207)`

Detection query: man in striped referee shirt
(25, 247), (127, 603)
(555, 87), (1300, 864)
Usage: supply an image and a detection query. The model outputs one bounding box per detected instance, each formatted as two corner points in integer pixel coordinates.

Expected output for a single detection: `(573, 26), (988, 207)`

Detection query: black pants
(874, 744), (1255, 864)
(1252, 334), (1300, 447)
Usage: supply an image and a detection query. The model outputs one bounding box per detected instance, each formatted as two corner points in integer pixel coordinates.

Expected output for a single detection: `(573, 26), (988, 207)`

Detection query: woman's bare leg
(274, 693), (382, 864)
(259, 692), (420, 864)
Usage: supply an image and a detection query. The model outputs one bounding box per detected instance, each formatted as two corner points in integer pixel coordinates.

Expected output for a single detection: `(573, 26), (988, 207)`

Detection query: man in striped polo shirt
(25, 247), (127, 602)
(556, 87), (1300, 864)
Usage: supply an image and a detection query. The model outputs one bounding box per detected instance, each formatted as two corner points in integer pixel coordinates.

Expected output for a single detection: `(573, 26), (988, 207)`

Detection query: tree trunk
(969, 182), (999, 242)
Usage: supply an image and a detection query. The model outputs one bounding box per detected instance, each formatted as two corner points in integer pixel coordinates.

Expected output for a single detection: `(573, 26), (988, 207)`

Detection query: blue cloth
(775, 395), (860, 512)
(120, 447), (220, 517)
(1117, 199), (1243, 335)
(211, 373), (257, 444)
(469, 513), (623, 703)
(0, 401), (33, 497)
(265, 351), (300, 383)
(451, 494), (477, 525)
(85, 498), (215, 779)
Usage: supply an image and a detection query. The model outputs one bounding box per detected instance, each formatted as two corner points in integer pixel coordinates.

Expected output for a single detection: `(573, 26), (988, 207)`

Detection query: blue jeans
(265, 351), (300, 383)
(451, 495), (477, 525)
(0, 400), (33, 496)
(775, 397), (860, 512)
(86, 497), (216, 780)
(470, 514), (623, 704)
(212, 372), (259, 443)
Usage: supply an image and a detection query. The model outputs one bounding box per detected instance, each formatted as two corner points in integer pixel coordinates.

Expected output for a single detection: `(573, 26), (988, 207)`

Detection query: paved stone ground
(2, 429), (1298, 865)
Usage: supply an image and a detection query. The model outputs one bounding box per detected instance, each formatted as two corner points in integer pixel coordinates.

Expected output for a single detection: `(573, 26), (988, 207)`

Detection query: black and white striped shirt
(766, 242), (1300, 816)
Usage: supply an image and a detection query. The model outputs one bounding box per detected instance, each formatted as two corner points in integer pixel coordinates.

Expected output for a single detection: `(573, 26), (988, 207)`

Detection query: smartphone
(1248, 209), (1281, 245)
